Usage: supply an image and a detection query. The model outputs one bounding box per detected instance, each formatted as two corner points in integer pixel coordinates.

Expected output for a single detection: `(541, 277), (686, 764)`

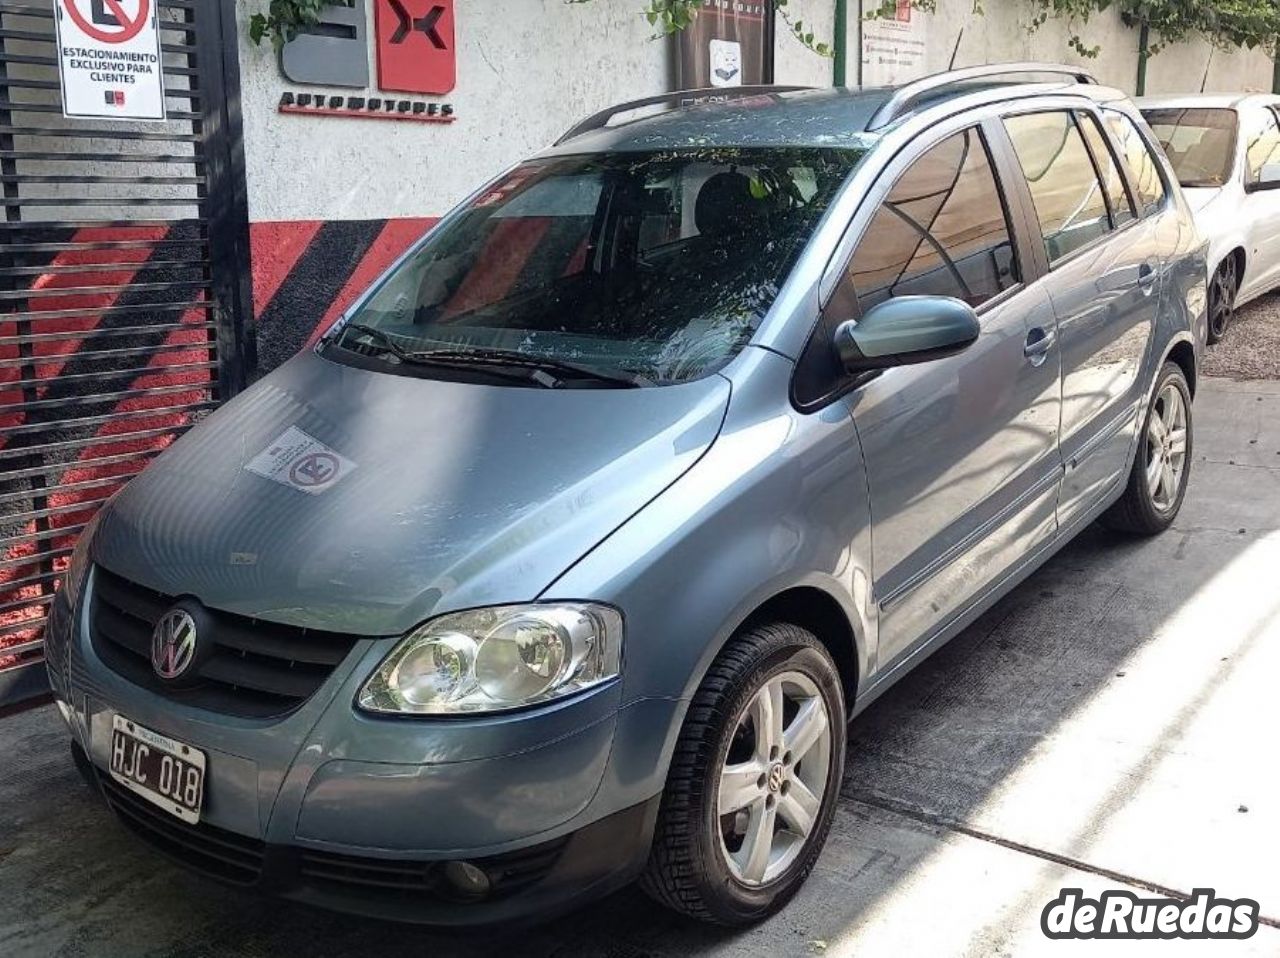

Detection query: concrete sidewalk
(1, 377), (1278, 957)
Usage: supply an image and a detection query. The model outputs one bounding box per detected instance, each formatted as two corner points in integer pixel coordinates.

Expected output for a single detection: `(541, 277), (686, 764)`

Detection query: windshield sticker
(246, 426), (357, 496)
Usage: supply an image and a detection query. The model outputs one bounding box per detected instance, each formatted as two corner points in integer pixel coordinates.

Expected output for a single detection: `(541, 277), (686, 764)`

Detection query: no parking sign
(54, 0), (167, 121)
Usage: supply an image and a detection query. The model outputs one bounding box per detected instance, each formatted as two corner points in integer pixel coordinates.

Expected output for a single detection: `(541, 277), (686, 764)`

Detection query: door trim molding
(877, 462), (1063, 612)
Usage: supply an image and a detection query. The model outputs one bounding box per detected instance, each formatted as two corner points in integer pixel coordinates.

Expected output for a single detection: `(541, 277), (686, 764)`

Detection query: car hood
(92, 351), (730, 636)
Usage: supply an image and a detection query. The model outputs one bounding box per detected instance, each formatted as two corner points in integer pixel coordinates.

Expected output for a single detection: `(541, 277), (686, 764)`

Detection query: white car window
(1243, 107), (1280, 187)
(1105, 112), (1168, 216)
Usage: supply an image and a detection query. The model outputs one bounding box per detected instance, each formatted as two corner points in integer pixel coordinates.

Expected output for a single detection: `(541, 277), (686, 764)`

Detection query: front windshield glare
(1142, 108), (1238, 188)
(326, 147), (863, 385)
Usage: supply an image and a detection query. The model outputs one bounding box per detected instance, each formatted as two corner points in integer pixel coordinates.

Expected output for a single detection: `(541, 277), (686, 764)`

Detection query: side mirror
(833, 295), (980, 374)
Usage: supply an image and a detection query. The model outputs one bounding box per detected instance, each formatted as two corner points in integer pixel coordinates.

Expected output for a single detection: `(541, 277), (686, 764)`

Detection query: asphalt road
(2, 378), (1278, 957)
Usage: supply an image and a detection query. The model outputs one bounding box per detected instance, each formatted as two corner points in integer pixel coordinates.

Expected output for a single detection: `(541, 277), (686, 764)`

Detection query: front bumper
(47, 574), (678, 925)
(70, 739), (658, 925)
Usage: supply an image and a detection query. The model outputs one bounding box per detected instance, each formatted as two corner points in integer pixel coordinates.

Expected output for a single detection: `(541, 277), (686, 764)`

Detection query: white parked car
(1139, 94), (1280, 342)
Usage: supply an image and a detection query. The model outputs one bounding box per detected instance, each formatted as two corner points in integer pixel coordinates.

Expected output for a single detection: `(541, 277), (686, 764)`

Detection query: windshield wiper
(403, 347), (648, 389)
(331, 326), (646, 388)
(331, 325), (543, 386)
(333, 323), (411, 359)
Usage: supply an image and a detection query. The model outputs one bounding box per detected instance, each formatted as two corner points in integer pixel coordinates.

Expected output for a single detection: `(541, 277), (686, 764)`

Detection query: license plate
(108, 714), (206, 824)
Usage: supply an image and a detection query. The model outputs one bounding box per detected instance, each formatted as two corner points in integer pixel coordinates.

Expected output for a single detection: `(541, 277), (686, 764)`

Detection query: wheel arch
(739, 586), (860, 714)
(1164, 336), (1198, 399)
(1222, 245), (1246, 282)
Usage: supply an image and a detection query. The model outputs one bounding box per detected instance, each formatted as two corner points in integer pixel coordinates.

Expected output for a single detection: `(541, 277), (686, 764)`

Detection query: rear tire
(1207, 256), (1238, 345)
(1101, 361), (1192, 536)
(640, 622), (846, 926)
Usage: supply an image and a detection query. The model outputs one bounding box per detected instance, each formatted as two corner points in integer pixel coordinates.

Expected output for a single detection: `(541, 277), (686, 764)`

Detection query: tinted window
(1142, 107), (1238, 188)
(845, 127), (1019, 310)
(1078, 111), (1135, 226)
(328, 147), (863, 385)
(1005, 111), (1111, 264)
(1242, 107), (1280, 186)
(1105, 112), (1167, 214)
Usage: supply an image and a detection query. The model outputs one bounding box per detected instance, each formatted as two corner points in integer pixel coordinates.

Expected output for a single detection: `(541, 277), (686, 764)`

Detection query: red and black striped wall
(1, 222), (218, 668)
(0, 218), (435, 671)
(250, 218), (438, 374)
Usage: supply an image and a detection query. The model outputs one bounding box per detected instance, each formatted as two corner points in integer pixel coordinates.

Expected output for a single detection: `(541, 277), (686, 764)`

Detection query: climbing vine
(1022, 0), (1280, 58)
(246, 1), (1280, 68)
(244, 0), (329, 52)
(567, 0), (834, 57)
(583, 0), (1280, 62)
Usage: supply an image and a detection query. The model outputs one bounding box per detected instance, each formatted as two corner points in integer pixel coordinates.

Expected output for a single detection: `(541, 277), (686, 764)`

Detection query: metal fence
(0, 0), (252, 710)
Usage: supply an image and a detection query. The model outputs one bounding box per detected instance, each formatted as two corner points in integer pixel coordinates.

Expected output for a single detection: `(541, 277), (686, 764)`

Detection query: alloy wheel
(716, 670), (833, 886)
(1145, 382), (1189, 512)
(1210, 258), (1236, 341)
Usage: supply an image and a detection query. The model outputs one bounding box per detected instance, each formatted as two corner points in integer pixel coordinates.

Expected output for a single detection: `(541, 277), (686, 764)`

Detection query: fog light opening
(442, 860), (492, 900)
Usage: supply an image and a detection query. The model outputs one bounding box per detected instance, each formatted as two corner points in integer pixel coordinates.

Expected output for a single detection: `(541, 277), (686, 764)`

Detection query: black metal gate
(0, 0), (252, 710)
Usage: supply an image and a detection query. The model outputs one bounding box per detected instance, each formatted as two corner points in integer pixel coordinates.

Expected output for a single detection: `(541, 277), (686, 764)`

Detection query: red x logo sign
(374, 0), (456, 95)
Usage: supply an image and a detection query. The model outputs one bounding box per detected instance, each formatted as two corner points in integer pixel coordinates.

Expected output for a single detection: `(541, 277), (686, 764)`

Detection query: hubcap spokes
(1212, 263), (1235, 337)
(717, 671), (832, 886)
(1146, 383), (1187, 511)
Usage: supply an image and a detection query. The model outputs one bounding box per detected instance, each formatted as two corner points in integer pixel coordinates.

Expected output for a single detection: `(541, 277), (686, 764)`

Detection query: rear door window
(1105, 112), (1168, 215)
(1078, 111), (1136, 227)
(844, 126), (1020, 310)
(1004, 111), (1111, 264)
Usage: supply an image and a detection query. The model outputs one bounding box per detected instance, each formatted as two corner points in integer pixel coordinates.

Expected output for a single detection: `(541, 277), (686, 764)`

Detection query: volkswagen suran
(47, 65), (1205, 926)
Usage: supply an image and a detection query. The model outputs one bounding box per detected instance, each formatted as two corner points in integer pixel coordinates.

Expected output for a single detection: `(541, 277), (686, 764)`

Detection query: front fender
(541, 348), (873, 804)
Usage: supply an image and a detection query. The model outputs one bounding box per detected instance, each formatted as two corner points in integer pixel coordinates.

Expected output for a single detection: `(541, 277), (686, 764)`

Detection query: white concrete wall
(775, 0), (837, 87)
(849, 0), (1274, 94)
(235, 0), (668, 222)
(235, 0), (841, 223)
(233, 0), (1277, 224)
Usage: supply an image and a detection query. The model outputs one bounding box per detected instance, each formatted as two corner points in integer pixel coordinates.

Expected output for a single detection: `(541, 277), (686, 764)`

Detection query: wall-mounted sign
(861, 0), (928, 87)
(54, 0), (166, 121)
(281, 0), (370, 89)
(676, 1), (773, 90)
(373, 0), (457, 95)
(278, 91), (456, 124)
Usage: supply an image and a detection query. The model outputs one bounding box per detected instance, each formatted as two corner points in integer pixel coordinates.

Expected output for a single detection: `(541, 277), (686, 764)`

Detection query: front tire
(640, 622), (846, 925)
(1207, 256), (1238, 344)
(1101, 361), (1192, 536)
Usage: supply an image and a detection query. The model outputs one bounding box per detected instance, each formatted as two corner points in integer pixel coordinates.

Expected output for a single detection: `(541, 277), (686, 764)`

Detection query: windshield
(1141, 108), (1238, 188)
(324, 147), (864, 386)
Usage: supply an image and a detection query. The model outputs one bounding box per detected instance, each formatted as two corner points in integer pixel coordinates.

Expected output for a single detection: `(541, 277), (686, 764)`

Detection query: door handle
(1138, 261), (1158, 295)
(1024, 326), (1057, 366)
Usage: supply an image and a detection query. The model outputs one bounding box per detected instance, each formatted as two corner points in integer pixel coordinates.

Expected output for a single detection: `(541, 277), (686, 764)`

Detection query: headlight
(358, 603), (623, 715)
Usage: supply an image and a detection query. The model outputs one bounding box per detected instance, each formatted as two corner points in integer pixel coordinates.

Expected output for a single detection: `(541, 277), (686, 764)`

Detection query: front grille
(89, 566), (361, 718)
(299, 837), (569, 901)
(98, 773), (266, 885)
(299, 848), (440, 895)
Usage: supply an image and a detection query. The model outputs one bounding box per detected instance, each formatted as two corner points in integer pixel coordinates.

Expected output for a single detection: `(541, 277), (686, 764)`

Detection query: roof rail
(555, 85), (813, 146)
(865, 62), (1098, 132)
